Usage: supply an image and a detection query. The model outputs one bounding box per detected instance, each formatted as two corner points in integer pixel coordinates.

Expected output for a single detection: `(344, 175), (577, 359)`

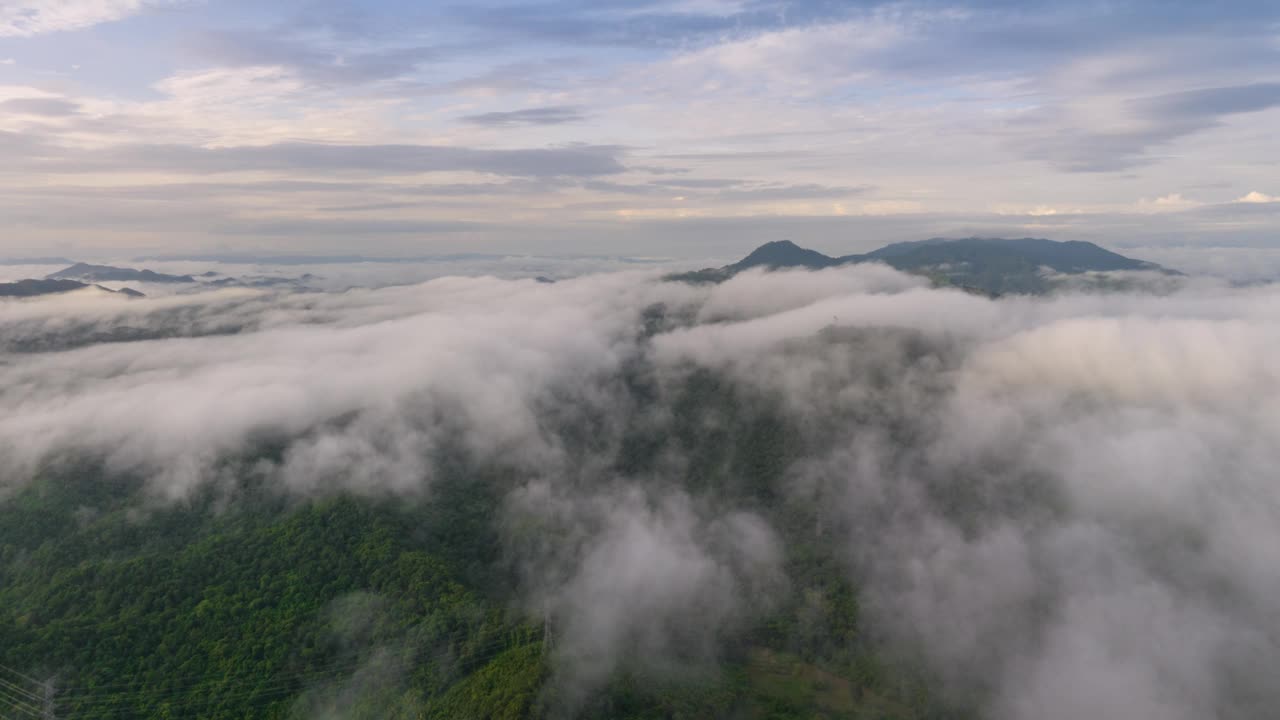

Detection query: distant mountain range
(205, 273), (319, 289)
(1, 261), (188, 298)
(47, 263), (195, 284)
(0, 261), (320, 300)
(0, 278), (145, 298)
(671, 237), (1176, 295)
(3, 240), (1174, 301)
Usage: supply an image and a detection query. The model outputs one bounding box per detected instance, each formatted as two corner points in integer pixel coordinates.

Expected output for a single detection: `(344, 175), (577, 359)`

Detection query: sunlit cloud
(1237, 190), (1277, 203)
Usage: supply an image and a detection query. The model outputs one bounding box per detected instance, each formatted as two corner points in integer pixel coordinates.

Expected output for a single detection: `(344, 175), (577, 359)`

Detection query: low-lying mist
(2, 265), (1277, 719)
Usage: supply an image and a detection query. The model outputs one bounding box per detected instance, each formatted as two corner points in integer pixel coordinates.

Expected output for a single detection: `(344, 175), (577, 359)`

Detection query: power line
(0, 677), (41, 704)
(54, 622), (507, 698)
(55, 635), (535, 720)
(58, 674), (344, 719)
(0, 665), (42, 688)
(49, 632), (538, 718)
(57, 660), (383, 708)
(63, 634), (496, 705)
(63, 671), (325, 717)
(4, 609), (544, 718)
(40, 680), (54, 720)
(0, 687), (41, 719)
(54, 658), (375, 700)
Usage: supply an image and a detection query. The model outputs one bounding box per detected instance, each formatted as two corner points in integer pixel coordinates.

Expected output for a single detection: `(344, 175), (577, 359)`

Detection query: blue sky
(0, 0), (1278, 261)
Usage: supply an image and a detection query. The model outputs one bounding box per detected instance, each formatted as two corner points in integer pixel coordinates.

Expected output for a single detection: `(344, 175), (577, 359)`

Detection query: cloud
(655, 17), (903, 96)
(648, 177), (742, 189)
(2, 2), (1280, 253)
(1151, 193), (1193, 206)
(573, 179), (872, 204)
(10, 139), (629, 177)
(1022, 82), (1280, 173)
(1125, 245), (1280, 282)
(1141, 81), (1280, 118)
(647, 270), (1280, 717)
(1136, 193), (1201, 211)
(1009, 114), (1203, 173)
(460, 105), (588, 126)
(0, 267), (691, 487)
(1236, 191), (1277, 203)
(0, 96), (81, 116)
(2, 264), (1280, 716)
(187, 30), (439, 86)
(714, 182), (872, 202)
(509, 481), (783, 704)
(0, 0), (178, 37)
(926, 15), (1279, 174)
(210, 217), (490, 236)
(1188, 198), (1280, 219)
(447, 0), (787, 48)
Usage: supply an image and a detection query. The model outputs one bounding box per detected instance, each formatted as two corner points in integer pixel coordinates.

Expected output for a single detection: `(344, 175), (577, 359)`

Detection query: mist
(2, 264), (1277, 717)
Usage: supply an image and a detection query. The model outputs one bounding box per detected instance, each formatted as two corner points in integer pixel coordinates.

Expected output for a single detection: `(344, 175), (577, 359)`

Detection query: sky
(0, 0), (1278, 261)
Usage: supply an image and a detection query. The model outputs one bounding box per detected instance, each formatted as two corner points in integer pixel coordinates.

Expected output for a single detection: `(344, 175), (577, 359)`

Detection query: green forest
(0, 358), (969, 720)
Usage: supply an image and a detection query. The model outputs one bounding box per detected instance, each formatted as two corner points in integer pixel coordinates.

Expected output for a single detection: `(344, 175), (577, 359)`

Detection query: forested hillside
(0, 352), (960, 719)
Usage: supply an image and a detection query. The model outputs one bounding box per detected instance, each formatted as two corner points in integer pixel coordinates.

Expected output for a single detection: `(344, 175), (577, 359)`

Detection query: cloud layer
(2, 265), (1279, 716)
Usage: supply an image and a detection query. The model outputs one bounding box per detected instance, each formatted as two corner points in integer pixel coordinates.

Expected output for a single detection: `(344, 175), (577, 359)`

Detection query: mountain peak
(755, 239), (802, 251)
(732, 240), (836, 271)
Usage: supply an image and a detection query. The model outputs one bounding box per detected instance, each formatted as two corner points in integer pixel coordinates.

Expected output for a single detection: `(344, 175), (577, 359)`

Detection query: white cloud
(1152, 193), (1197, 207)
(1135, 193), (1202, 212)
(860, 200), (923, 215)
(0, 0), (180, 37)
(661, 19), (902, 96)
(1236, 190), (1277, 203)
(992, 204), (1083, 217)
(1128, 245), (1280, 282)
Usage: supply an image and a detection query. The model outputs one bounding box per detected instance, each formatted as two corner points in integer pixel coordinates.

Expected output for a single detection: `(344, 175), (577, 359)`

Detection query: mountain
(0, 278), (146, 298)
(132, 253), (503, 265)
(0, 279), (95, 297)
(206, 273), (318, 288)
(673, 240), (833, 283)
(857, 236), (1163, 270)
(671, 237), (1175, 295)
(48, 262), (196, 283)
(732, 239), (837, 271)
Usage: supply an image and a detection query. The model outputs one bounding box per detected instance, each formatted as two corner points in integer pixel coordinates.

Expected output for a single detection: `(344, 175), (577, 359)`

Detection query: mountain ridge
(0, 278), (146, 298)
(47, 262), (196, 284)
(672, 237), (1176, 295)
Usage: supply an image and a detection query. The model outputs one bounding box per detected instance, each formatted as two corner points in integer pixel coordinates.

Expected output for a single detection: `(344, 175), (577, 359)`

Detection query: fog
(0, 254), (705, 295)
(2, 264), (1277, 717)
